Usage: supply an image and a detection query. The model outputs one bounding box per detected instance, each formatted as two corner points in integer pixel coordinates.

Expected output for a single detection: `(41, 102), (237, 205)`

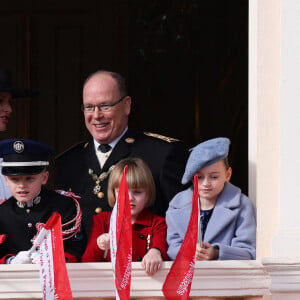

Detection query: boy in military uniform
(0, 138), (83, 264)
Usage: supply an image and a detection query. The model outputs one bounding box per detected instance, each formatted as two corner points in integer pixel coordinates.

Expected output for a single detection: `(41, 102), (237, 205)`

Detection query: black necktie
(98, 144), (112, 153)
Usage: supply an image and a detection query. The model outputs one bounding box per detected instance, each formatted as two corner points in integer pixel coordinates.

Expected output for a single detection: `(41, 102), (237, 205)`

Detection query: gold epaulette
(144, 132), (180, 143)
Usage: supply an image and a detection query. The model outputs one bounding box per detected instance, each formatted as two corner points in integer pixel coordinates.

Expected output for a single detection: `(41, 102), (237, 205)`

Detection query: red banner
(38, 212), (73, 300)
(163, 174), (199, 299)
(110, 165), (132, 300)
(0, 234), (6, 244)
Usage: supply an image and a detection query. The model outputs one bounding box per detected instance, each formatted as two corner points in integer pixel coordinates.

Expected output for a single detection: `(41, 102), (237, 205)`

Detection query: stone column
(271, 0), (300, 258)
(251, 0), (300, 298)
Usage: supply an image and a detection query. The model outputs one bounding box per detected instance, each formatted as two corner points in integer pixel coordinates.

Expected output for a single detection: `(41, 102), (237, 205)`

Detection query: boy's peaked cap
(0, 138), (56, 176)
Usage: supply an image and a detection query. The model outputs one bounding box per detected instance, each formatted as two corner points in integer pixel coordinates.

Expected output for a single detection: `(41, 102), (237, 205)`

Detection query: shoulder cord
(34, 190), (82, 241)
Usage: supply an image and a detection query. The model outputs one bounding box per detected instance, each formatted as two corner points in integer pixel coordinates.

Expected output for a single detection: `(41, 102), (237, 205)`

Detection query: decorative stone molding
(262, 257), (300, 297)
(0, 261), (270, 299)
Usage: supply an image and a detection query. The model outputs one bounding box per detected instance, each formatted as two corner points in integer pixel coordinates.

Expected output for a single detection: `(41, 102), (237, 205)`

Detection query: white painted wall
(249, 0), (280, 258)
(250, 0), (300, 257)
(272, 0), (300, 256)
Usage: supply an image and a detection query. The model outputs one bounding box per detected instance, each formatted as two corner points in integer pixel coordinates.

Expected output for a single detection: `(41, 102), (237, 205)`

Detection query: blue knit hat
(181, 137), (230, 184)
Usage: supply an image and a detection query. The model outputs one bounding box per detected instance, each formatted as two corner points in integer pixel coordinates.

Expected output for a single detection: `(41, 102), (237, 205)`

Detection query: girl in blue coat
(166, 137), (256, 260)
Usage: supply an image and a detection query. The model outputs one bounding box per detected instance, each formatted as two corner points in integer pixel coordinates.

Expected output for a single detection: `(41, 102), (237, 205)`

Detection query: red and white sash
(109, 165), (132, 300)
(163, 174), (200, 299)
(35, 212), (73, 300)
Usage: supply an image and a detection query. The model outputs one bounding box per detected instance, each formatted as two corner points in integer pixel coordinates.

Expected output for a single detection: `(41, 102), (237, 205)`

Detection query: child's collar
(16, 190), (41, 208)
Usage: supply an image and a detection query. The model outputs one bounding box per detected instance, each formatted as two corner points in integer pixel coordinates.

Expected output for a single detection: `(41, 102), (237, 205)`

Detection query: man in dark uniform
(55, 70), (188, 238)
(0, 138), (83, 263)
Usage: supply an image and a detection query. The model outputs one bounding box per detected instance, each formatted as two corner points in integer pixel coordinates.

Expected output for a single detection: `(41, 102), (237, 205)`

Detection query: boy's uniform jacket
(166, 182), (256, 260)
(0, 187), (83, 263)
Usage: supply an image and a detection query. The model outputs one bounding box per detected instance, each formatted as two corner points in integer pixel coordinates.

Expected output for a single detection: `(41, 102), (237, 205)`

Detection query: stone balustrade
(0, 260), (273, 299)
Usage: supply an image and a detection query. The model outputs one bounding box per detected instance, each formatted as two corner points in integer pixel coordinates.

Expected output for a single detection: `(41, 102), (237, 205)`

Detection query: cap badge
(125, 138), (135, 144)
(13, 141), (25, 153)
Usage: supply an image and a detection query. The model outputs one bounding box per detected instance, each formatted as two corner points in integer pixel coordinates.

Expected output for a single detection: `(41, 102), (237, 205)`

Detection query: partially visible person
(55, 70), (188, 238)
(82, 157), (168, 275)
(0, 69), (38, 203)
(0, 138), (83, 264)
(166, 137), (256, 261)
(0, 91), (12, 132)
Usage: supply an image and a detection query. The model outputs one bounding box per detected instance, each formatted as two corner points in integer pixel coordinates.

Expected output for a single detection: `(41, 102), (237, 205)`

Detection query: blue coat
(166, 182), (256, 260)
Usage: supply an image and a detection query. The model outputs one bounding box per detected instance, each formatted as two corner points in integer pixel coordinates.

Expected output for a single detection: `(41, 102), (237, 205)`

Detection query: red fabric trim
(0, 254), (14, 264)
(64, 252), (77, 263)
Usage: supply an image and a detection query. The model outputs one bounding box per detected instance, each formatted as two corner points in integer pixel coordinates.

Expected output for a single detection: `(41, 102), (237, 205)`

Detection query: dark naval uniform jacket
(0, 187), (84, 263)
(55, 129), (188, 238)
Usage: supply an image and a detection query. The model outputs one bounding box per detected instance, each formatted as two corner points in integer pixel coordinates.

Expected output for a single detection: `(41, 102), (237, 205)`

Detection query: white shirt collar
(93, 127), (128, 152)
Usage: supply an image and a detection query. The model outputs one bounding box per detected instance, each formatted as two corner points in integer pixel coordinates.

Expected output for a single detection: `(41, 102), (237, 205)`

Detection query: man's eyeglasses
(81, 95), (127, 113)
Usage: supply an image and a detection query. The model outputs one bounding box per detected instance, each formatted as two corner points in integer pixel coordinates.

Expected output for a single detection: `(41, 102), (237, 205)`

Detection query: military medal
(89, 165), (115, 198)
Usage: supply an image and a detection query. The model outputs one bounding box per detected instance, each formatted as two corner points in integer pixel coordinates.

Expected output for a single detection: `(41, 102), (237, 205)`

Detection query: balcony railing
(0, 260), (272, 299)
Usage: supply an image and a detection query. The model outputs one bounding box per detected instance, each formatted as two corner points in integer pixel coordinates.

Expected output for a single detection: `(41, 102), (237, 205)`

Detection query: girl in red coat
(82, 157), (168, 275)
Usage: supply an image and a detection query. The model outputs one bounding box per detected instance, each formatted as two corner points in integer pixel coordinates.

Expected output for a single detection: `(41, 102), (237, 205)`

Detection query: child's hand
(141, 248), (163, 276)
(96, 233), (110, 251)
(195, 242), (219, 260)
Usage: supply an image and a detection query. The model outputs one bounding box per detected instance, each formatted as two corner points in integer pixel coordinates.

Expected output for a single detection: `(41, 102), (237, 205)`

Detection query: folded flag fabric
(35, 212), (73, 300)
(163, 174), (199, 299)
(110, 165), (132, 300)
(0, 234), (6, 244)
